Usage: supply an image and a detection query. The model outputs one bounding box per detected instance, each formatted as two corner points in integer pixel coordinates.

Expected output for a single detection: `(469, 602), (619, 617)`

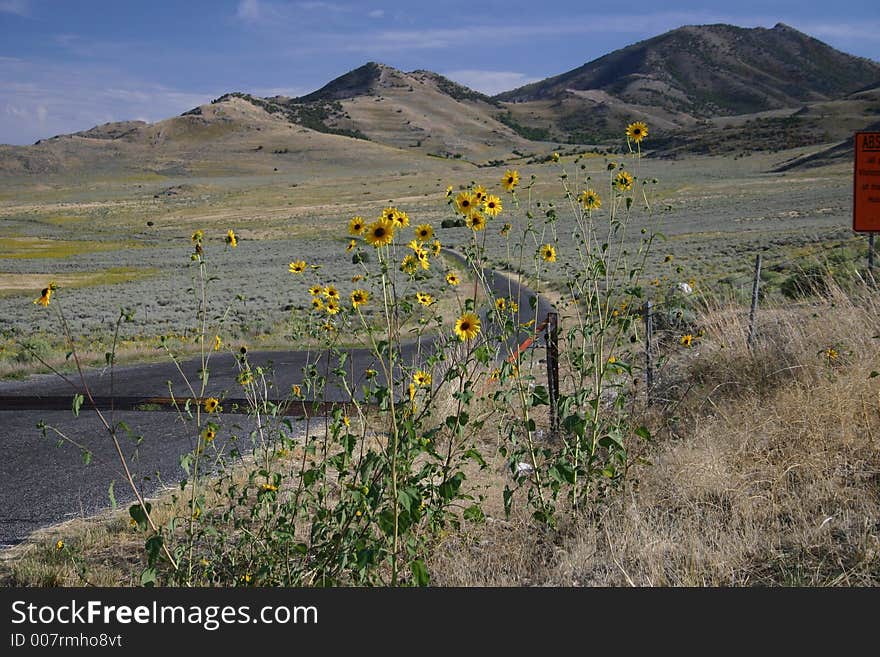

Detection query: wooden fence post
(748, 253), (762, 349)
(644, 300), (654, 406)
(545, 312), (559, 434)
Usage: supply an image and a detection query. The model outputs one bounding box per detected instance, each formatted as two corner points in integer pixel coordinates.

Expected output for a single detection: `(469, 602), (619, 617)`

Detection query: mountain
(495, 23), (880, 141)
(261, 62), (533, 160)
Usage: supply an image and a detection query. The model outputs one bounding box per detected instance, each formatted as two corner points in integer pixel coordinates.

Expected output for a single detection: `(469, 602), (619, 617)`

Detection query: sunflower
(394, 210), (410, 228)
(509, 300), (519, 313)
(289, 260), (307, 274)
(495, 297), (506, 311)
(416, 292), (434, 307)
(311, 297), (324, 311)
(540, 244), (557, 262)
(308, 284), (323, 297)
(455, 192), (477, 215)
(578, 189), (602, 210)
(325, 299), (340, 315)
(381, 206), (399, 222)
(349, 216), (366, 235)
(446, 271), (460, 286)
(365, 218), (395, 247)
(407, 239), (426, 255)
(323, 285), (340, 300)
(551, 152), (560, 162)
(400, 254), (419, 275)
(445, 185), (454, 197)
(465, 211), (487, 231)
(212, 335), (222, 351)
(680, 334), (693, 347)
(431, 240), (442, 257)
(413, 370), (432, 387)
(346, 239), (356, 252)
(500, 222), (512, 236)
(626, 121), (648, 144)
(483, 194), (502, 216)
(501, 169), (519, 192)
(414, 223), (434, 242)
(225, 229), (237, 248)
(191, 230), (204, 243)
(417, 252), (430, 270)
(350, 289), (368, 309)
(238, 369), (254, 385)
(33, 282), (57, 307)
(472, 185), (488, 203)
(454, 312), (481, 341)
(613, 171), (634, 192)
(204, 397), (220, 413)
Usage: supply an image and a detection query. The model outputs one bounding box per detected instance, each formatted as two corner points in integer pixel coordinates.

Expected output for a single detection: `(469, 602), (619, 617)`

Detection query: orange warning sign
(854, 132), (880, 232)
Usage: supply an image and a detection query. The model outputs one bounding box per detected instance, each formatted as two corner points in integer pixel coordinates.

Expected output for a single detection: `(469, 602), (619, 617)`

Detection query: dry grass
(432, 279), (880, 586)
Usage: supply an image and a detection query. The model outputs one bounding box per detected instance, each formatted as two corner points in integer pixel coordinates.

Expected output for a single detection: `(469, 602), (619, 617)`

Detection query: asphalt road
(0, 260), (554, 547)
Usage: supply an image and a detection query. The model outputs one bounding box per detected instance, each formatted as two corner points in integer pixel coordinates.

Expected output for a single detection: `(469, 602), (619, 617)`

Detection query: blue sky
(1, 0), (879, 145)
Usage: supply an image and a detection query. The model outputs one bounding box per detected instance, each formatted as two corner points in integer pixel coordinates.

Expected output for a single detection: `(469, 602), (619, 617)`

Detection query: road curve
(0, 258), (555, 547)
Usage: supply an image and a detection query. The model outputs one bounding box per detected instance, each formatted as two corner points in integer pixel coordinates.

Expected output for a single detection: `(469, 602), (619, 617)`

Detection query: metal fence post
(748, 253), (762, 349)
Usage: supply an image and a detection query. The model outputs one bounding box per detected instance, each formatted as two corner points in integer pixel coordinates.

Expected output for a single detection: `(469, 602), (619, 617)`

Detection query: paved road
(0, 260), (554, 547)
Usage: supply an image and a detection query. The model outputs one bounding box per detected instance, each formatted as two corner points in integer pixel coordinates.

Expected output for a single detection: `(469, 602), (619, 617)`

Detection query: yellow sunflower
(238, 369), (254, 385)
(454, 312), (481, 341)
(212, 335), (222, 351)
(483, 194), (503, 216)
(455, 191), (477, 216)
(311, 297), (324, 311)
(204, 397), (220, 413)
(446, 271), (460, 286)
(381, 206), (399, 223)
(613, 171), (634, 192)
(495, 298), (506, 311)
(680, 334), (693, 347)
(365, 218), (395, 247)
(578, 189), (602, 210)
(500, 222), (512, 236)
(417, 252), (430, 270)
(416, 292), (434, 307)
(400, 254), (419, 275)
(431, 240), (442, 257)
(346, 239), (356, 252)
(465, 211), (487, 231)
(349, 216), (366, 235)
(472, 185), (488, 202)
(225, 229), (237, 248)
(323, 285), (340, 300)
(394, 210), (410, 228)
(325, 299), (340, 315)
(413, 370), (432, 387)
(308, 284), (323, 297)
(626, 121), (648, 144)
(201, 426), (215, 441)
(501, 169), (519, 192)
(289, 260), (307, 274)
(414, 223), (434, 242)
(350, 289), (368, 308)
(540, 244), (557, 262)
(33, 282), (57, 307)
(191, 229), (203, 243)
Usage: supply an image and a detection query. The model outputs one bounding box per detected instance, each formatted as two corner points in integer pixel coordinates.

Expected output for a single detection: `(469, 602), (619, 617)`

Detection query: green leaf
(634, 426), (652, 441)
(531, 385), (549, 406)
(474, 345), (491, 366)
(108, 480), (117, 510)
(140, 567), (157, 587)
(870, 371), (879, 378)
(503, 486), (514, 518)
(463, 504), (485, 523)
(410, 560), (430, 587)
(72, 394), (84, 418)
(81, 450), (92, 465)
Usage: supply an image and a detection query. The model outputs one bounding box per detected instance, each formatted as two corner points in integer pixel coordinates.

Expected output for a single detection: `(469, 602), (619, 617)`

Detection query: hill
(496, 23), (880, 142)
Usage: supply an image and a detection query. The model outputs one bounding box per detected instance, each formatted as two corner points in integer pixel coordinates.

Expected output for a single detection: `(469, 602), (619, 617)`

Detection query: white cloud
(236, 0), (261, 21)
(0, 59), (215, 145)
(296, 1), (348, 11)
(367, 9), (384, 19)
(442, 70), (541, 96)
(0, 0), (29, 17)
